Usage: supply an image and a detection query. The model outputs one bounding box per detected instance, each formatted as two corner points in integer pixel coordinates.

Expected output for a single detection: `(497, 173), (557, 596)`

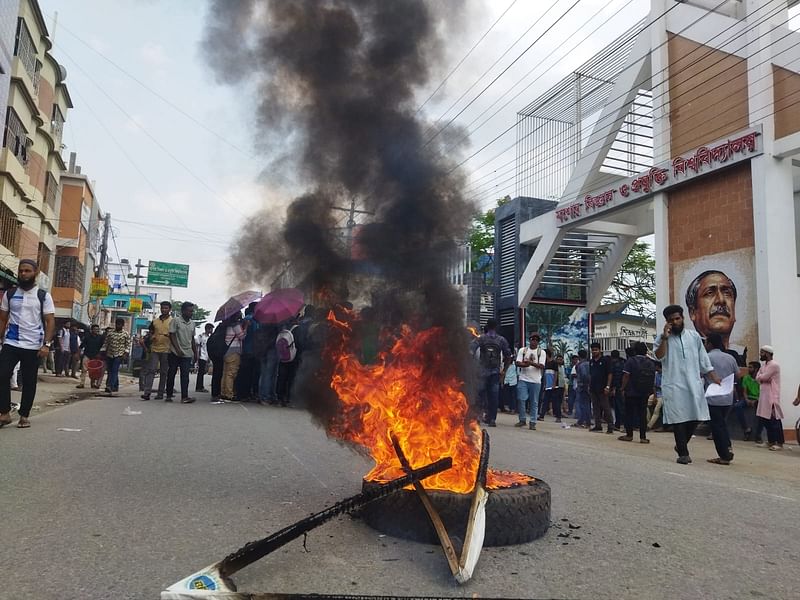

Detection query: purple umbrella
(254, 288), (305, 324)
(214, 290), (262, 322)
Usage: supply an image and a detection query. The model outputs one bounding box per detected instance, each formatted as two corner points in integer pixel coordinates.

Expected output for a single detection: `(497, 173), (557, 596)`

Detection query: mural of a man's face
(689, 272), (736, 340)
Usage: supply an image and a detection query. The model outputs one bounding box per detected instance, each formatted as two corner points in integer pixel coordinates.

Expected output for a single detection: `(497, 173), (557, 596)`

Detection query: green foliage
(467, 195), (511, 282)
(602, 241), (656, 319)
(171, 300), (211, 324)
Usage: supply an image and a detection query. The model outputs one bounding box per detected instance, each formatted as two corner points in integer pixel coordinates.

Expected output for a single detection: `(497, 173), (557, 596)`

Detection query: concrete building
(0, 0), (71, 287)
(53, 153), (100, 324)
(515, 0), (800, 438)
(0, 0), (16, 136)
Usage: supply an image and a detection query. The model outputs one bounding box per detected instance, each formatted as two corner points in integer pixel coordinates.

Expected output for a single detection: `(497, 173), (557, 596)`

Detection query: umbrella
(254, 288), (304, 324)
(214, 290), (262, 322)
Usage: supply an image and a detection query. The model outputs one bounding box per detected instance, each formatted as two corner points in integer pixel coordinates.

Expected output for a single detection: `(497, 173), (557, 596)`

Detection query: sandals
(0, 413), (12, 427)
(17, 417), (30, 428)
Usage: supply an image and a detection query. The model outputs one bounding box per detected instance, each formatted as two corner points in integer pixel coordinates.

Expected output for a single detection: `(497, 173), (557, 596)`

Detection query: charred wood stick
(389, 433), (461, 577)
(217, 457), (452, 579)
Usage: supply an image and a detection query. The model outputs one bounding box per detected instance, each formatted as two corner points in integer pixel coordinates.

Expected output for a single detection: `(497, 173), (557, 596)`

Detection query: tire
(359, 477), (550, 547)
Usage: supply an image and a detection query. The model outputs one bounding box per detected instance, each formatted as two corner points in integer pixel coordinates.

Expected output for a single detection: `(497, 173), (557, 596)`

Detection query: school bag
(276, 325), (298, 363)
(630, 355), (656, 396)
(206, 323), (233, 358)
(479, 335), (502, 370)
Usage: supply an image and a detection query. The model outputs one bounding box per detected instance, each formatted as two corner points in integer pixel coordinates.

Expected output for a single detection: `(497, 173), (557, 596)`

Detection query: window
(3, 107), (29, 164)
(32, 60), (41, 95)
(51, 105), (64, 140)
(54, 255), (85, 291)
(13, 19), (37, 81)
(44, 173), (58, 210)
(37, 242), (51, 275)
(0, 202), (21, 254)
(114, 300), (127, 309)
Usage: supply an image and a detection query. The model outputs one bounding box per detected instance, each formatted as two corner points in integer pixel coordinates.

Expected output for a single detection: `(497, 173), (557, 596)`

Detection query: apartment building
(0, 0), (71, 287)
(53, 153), (102, 324)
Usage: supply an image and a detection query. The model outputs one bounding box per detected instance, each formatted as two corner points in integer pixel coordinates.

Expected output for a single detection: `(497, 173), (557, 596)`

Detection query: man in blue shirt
(469, 319), (512, 428)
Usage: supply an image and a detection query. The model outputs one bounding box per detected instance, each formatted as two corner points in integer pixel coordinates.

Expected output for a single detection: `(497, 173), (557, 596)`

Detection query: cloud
(139, 41), (170, 70)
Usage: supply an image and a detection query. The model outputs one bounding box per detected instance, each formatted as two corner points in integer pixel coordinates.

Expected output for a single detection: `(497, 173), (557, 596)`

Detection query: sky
(39, 0), (655, 317)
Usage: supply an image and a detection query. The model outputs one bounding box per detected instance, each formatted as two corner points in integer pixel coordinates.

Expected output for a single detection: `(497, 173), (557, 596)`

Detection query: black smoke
(204, 0), (477, 423)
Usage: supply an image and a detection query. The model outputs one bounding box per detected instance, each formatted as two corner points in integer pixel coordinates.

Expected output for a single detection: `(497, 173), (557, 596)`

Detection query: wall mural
(673, 247), (757, 366)
(525, 304), (589, 358)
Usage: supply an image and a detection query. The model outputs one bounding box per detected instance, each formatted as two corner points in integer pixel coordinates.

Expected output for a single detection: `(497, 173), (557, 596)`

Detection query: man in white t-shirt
(515, 333), (546, 430)
(0, 259), (56, 428)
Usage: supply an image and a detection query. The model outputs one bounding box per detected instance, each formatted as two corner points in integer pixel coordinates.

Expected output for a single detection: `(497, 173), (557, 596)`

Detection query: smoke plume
(204, 0), (477, 423)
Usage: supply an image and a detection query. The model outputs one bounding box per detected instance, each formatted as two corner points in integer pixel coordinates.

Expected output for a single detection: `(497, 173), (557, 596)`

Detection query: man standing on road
(55, 320), (71, 376)
(654, 304), (720, 464)
(469, 319), (511, 428)
(704, 332), (739, 465)
(142, 300), (173, 400)
(0, 259), (55, 428)
(167, 301), (197, 404)
(195, 323), (213, 393)
(755, 345), (784, 451)
(77, 324), (105, 389)
(514, 332), (545, 430)
(588, 342), (614, 434)
(619, 341), (655, 444)
(104, 318), (130, 395)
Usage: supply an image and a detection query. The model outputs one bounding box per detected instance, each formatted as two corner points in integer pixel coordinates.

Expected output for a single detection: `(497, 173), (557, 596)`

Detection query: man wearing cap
(755, 345), (784, 451)
(0, 259), (56, 428)
(654, 304), (721, 464)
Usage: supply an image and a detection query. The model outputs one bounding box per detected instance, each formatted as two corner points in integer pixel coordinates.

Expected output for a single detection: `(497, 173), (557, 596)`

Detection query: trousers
(0, 345), (39, 418)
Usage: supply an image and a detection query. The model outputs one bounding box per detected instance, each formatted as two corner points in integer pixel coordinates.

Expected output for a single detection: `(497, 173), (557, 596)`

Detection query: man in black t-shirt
(588, 342), (613, 433)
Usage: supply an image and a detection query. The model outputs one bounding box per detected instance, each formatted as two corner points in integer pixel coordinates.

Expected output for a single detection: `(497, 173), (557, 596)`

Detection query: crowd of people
(473, 309), (797, 465)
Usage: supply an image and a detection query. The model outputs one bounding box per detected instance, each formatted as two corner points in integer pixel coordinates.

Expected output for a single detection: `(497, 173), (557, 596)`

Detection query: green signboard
(147, 261), (189, 287)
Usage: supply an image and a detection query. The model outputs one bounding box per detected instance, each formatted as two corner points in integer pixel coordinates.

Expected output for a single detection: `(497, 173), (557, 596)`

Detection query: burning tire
(359, 477), (550, 546)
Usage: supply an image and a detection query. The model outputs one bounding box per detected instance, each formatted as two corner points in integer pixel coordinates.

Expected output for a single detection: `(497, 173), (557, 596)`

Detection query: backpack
(5, 286), (47, 325)
(479, 336), (502, 370)
(252, 325), (277, 357)
(206, 324), (233, 358)
(276, 325), (298, 363)
(576, 360), (591, 391)
(630, 355), (656, 396)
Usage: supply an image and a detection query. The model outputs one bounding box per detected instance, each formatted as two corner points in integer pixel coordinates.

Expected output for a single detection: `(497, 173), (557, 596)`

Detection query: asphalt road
(1, 379), (798, 600)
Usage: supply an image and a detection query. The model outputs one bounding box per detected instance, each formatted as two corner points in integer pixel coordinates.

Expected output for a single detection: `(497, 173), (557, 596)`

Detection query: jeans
(0, 345), (39, 418)
(500, 383), (517, 412)
(574, 388), (591, 424)
(567, 386), (576, 415)
(709, 405), (733, 460)
(196, 359), (208, 391)
(672, 420), (699, 457)
(210, 355), (224, 398)
(517, 381), (541, 424)
(732, 398), (752, 434)
(590, 390), (613, 431)
(624, 393), (648, 439)
(259, 350), (279, 401)
(105, 356), (122, 392)
(235, 354), (258, 400)
(613, 388), (625, 427)
(479, 372), (500, 424)
(276, 359), (298, 404)
(167, 354), (192, 399)
(143, 351), (170, 397)
(539, 388), (562, 419)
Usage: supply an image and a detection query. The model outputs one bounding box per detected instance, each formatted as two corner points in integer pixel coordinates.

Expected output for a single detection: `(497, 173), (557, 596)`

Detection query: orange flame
(325, 313), (532, 493)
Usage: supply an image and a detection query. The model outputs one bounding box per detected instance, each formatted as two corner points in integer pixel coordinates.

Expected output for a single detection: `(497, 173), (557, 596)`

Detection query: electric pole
(92, 212), (111, 325)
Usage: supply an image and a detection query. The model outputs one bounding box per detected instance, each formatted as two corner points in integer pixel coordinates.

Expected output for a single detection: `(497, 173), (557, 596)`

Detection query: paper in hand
(705, 373), (734, 398)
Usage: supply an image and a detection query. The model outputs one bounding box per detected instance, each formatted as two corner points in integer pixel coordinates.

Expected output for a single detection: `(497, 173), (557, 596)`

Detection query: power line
(414, 0), (519, 115)
(464, 0), (792, 207)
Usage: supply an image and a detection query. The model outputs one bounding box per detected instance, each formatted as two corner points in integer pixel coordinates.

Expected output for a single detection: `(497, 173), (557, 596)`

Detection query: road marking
(284, 445), (329, 489)
(664, 471), (687, 477)
(238, 403), (249, 413)
(735, 488), (797, 502)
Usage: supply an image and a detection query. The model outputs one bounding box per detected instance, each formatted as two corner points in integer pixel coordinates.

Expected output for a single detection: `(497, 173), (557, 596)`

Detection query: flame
(325, 312), (532, 493)
(467, 326), (480, 338)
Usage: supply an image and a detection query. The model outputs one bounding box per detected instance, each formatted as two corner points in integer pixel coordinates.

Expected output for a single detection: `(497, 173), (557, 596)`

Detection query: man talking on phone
(654, 304), (721, 465)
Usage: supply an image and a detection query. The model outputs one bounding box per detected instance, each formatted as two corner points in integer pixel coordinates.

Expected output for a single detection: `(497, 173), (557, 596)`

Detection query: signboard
(90, 277), (109, 298)
(128, 298), (143, 313)
(146, 261), (189, 287)
(555, 126), (763, 227)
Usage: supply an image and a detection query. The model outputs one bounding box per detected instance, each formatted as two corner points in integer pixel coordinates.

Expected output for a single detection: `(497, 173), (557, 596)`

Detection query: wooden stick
(389, 433), (460, 577)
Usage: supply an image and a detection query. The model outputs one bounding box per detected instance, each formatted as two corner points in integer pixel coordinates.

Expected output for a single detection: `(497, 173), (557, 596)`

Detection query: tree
(601, 241), (656, 319)
(171, 300), (211, 324)
(467, 195), (511, 283)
